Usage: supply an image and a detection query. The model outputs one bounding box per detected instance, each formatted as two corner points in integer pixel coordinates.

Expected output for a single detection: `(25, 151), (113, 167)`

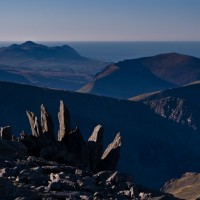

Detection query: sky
(0, 0), (200, 41)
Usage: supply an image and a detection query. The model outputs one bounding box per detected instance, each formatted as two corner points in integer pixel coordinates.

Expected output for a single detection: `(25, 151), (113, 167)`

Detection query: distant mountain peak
(22, 41), (36, 45)
(20, 41), (43, 48)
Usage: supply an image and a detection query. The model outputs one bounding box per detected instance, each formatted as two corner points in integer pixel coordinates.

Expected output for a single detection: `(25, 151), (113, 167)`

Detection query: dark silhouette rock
(58, 100), (71, 141)
(18, 131), (37, 156)
(88, 125), (104, 171)
(97, 133), (122, 171)
(41, 104), (55, 140)
(0, 126), (12, 140)
(65, 127), (89, 168)
(26, 111), (42, 137)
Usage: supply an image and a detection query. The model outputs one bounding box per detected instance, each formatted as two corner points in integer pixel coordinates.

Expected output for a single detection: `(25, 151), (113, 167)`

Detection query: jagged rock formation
(0, 100), (180, 199)
(3, 100), (121, 172)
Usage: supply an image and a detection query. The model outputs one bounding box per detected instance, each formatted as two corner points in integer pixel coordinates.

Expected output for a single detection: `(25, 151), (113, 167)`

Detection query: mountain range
(1, 81), (200, 190)
(0, 41), (108, 90)
(79, 53), (200, 99)
(1, 42), (200, 197)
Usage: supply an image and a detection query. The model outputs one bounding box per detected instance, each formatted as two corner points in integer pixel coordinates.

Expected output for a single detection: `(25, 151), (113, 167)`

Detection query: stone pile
(0, 155), (139, 199)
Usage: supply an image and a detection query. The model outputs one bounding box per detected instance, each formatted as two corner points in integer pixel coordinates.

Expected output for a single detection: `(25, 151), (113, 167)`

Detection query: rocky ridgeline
(0, 101), (178, 199)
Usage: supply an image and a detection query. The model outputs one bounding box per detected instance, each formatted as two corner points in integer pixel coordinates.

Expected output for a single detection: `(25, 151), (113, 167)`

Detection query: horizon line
(0, 40), (200, 43)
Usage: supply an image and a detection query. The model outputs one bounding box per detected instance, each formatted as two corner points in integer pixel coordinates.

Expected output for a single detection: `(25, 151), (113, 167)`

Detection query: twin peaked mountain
(23, 100), (121, 171)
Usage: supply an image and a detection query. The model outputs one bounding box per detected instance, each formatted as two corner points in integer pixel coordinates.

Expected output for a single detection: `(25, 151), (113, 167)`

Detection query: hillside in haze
(79, 53), (200, 99)
(1, 81), (200, 190)
(131, 81), (200, 132)
(0, 41), (108, 90)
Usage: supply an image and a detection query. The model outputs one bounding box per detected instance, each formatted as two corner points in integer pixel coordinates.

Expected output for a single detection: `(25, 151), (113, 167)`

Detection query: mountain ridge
(79, 53), (200, 99)
(0, 41), (108, 90)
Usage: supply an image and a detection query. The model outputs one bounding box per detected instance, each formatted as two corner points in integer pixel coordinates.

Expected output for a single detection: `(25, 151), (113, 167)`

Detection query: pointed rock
(41, 104), (54, 140)
(65, 127), (89, 168)
(88, 125), (104, 171)
(26, 111), (42, 137)
(58, 100), (71, 141)
(97, 133), (122, 171)
(0, 126), (12, 140)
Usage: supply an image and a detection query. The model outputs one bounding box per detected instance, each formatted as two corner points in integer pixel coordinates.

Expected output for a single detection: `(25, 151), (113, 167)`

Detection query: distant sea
(0, 41), (200, 62)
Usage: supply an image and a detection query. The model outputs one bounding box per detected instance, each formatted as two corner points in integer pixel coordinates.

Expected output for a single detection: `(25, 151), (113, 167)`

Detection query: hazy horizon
(0, 0), (200, 41)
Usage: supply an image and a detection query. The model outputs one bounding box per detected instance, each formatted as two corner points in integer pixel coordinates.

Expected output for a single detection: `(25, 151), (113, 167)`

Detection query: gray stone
(26, 111), (42, 137)
(50, 173), (60, 182)
(97, 133), (122, 171)
(41, 104), (54, 140)
(88, 125), (104, 171)
(58, 100), (71, 141)
(0, 126), (12, 140)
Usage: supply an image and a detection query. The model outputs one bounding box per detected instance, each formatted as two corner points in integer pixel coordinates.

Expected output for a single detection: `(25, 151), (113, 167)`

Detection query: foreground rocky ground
(0, 101), (178, 199)
(0, 152), (177, 200)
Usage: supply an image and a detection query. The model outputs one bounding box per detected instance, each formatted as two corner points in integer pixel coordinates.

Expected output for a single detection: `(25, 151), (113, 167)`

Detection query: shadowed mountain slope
(0, 41), (108, 90)
(79, 53), (200, 99)
(1, 81), (200, 190)
(131, 82), (200, 132)
(143, 53), (200, 85)
(78, 60), (175, 99)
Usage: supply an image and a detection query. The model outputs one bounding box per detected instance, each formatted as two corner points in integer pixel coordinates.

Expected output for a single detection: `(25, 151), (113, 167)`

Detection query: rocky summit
(0, 101), (178, 199)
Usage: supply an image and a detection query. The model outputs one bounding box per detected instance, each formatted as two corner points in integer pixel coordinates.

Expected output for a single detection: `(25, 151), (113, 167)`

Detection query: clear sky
(0, 0), (200, 41)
